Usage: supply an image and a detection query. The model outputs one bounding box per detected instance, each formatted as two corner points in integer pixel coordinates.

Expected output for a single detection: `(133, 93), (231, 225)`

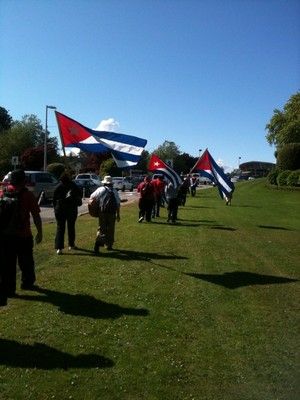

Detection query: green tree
(152, 140), (181, 162)
(0, 114), (60, 174)
(99, 157), (121, 177)
(135, 150), (150, 172)
(266, 92), (300, 147)
(0, 107), (13, 133)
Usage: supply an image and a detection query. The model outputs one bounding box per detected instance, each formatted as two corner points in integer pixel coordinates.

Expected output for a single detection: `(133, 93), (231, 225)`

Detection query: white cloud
(217, 158), (233, 172)
(95, 118), (119, 132)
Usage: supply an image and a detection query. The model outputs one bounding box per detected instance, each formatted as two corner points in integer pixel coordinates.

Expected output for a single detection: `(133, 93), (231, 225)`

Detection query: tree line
(1, 90), (299, 179)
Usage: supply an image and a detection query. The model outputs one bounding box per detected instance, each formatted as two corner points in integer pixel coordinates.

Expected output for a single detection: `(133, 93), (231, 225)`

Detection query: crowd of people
(0, 169), (207, 308)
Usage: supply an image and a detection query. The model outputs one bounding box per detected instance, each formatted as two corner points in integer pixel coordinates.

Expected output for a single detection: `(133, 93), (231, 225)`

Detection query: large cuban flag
(55, 111), (147, 168)
(191, 149), (235, 199)
(148, 154), (182, 189)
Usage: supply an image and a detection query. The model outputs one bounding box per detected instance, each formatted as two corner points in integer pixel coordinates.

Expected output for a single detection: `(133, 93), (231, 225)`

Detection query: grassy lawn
(0, 179), (299, 400)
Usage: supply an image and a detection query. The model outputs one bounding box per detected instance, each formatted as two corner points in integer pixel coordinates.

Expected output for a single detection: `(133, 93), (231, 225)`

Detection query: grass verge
(0, 179), (299, 400)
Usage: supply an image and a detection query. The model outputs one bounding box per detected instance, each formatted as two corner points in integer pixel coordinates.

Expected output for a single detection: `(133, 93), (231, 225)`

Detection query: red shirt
(4, 185), (40, 237)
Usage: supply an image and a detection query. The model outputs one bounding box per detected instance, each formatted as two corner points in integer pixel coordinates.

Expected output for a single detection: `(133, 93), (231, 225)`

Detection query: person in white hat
(89, 176), (120, 254)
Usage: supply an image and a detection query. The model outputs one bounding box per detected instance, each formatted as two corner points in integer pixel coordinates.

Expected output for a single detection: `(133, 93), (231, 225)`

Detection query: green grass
(1, 179), (299, 400)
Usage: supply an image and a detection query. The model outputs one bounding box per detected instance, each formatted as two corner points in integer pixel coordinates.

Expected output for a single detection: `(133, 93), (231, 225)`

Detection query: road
(39, 190), (139, 222)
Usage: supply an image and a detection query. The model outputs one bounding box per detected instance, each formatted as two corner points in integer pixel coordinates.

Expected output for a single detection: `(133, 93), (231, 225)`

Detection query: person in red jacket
(151, 175), (165, 218)
(137, 176), (155, 223)
(0, 169), (42, 305)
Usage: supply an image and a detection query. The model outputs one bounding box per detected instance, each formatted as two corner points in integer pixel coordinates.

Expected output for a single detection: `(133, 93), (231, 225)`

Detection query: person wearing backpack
(89, 176), (120, 254)
(0, 169), (42, 304)
(53, 172), (83, 255)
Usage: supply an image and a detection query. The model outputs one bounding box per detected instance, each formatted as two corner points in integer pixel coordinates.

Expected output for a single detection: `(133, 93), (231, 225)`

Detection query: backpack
(0, 187), (25, 236)
(88, 197), (100, 218)
(100, 187), (118, 213)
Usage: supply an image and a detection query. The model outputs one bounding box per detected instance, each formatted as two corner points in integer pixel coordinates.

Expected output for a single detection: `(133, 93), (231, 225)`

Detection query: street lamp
(199, 149), (202, 157)
(238, 156), (241, 168)
(44, 105), (57, 171)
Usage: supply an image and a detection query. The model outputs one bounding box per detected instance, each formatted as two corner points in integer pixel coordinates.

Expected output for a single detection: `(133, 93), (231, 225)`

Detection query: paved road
(39, 190), (139, 222)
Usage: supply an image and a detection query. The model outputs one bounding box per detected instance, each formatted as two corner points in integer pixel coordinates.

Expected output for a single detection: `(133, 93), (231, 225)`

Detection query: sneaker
(138, 216), (144, 223)
(68, 246), (78, 250)
(56, 249), (63, 255)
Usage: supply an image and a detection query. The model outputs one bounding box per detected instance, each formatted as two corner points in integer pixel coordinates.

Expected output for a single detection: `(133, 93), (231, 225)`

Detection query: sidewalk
(39, 191), (139, 222)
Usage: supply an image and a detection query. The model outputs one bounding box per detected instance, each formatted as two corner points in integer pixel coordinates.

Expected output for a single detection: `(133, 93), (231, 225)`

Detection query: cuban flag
(148, 154), (182, 189)
(191, 149), (234, 199)
(55, 111), (147, 168)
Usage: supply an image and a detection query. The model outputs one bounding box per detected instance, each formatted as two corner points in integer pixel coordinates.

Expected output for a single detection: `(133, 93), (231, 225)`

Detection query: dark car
(74, 179), (100, 197)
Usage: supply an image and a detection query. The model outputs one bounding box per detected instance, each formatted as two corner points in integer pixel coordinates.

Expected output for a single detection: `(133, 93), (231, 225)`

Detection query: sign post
(11, 156), (19, 170)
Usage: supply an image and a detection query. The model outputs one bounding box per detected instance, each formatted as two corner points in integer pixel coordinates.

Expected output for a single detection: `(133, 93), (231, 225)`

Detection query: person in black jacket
(53, 172), (82, 255)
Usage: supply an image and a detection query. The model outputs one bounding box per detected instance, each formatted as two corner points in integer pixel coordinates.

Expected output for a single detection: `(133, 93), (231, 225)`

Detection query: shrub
(277, 143), (300, 170)
(47, 163), (66, 179)
(277, 170), (291, 186)
(287, 170), (300, 187)
(267, 167), (281, 185)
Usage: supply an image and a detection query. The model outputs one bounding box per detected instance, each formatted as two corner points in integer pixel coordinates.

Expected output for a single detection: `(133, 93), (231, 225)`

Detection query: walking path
(39, 191), (139, 222)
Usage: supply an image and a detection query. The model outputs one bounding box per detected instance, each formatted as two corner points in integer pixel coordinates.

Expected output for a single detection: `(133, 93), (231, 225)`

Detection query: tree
(99, 157), (121, 177)
(135, 150), (150, 172)
(152, 141), (181, 161)
(174, 152), (197, 174)
(266, 92), (300, 147)
(276, 143), (300, 170)
(0, 113), (60, 175)
(0, 107), (13, 133)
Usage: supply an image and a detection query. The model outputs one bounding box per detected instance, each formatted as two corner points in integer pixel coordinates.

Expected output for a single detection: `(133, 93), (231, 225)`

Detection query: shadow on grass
(151, 221), (201, 227)
(210, 226), (237, 231)
(18, 287), (149, 319)
(184, 271), (298, 289)
(105, 248), (188, 262)
(258, 225), (291, 230)
(183, 205), (214, 209)
(0, 338), (113, 369)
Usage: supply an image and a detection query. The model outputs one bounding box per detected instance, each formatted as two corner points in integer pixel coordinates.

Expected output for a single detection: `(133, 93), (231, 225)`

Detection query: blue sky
(1, 0), (299, 171)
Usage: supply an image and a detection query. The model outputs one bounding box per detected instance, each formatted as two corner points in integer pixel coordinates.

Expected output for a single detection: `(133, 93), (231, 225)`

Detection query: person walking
(178, 175), (190, 206)
(165, 181), (179, 224)
(137, 176), (155, 222)
(0, 169), (42, 303)
(151, 175), (165, 218)
(53, 172), (82, 255)
(90, 176), (120, 254)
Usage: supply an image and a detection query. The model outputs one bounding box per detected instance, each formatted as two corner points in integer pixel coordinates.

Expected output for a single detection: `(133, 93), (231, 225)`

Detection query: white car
(112, 177), (134, 191)
(75, 173), (102, 186)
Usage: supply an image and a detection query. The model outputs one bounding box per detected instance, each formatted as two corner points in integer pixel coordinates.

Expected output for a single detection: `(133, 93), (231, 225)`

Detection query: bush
(287, 170), (300, 187)
(276, 170), (291, 186)
(47, 163), (66, 179)
(267, 167), (281, 185)
(277, 143), (300, 170)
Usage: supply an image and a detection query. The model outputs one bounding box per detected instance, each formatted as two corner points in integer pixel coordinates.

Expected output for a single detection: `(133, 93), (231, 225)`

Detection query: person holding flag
(148, 154), (182, 223)
(190, 149), (235, 202)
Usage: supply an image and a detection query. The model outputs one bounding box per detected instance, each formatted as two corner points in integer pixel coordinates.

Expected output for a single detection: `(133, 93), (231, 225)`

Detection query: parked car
(74, 179), (100, 197)
(112, 177), (134, 191)
(75, 173), (102, 186)
(3, 171), (58, 202)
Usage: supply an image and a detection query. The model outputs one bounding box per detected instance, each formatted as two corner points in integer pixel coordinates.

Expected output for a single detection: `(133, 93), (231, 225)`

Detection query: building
(239, 161), (275, 178)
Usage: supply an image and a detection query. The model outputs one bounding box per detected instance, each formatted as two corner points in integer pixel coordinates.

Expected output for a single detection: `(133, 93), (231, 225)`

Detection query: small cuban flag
(148, 154), (182, 189)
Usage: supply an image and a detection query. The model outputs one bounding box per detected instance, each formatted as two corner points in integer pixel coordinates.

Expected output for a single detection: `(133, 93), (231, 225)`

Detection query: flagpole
(189, 148), (207, 175)
(54, 111), (69, 169)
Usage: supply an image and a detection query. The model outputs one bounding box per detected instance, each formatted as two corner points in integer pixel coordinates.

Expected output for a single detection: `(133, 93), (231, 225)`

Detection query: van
(75, 173), (102, 186)
(3, 171), (58, 202)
